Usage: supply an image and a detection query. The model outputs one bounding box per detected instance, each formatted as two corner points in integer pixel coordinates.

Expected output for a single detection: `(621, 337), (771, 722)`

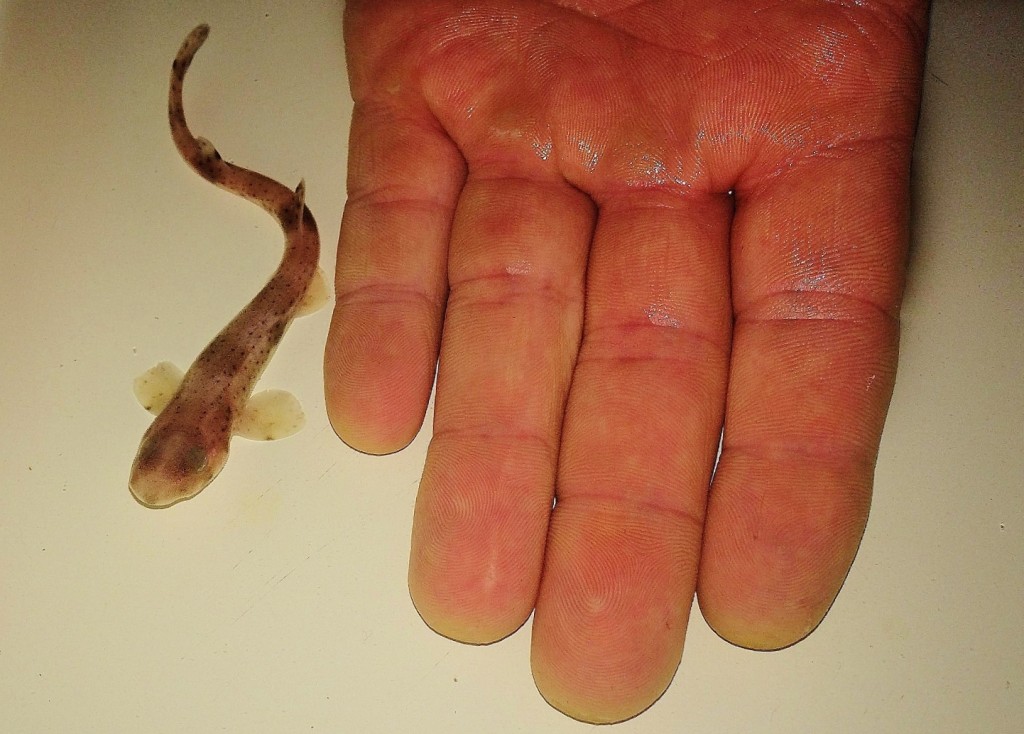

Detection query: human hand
(325, 0), (928, 723)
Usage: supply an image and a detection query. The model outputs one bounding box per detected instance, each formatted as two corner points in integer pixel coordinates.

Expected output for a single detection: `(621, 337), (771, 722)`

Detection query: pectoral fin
(133, 362), (184, 415)
(234, 389), (305, 440)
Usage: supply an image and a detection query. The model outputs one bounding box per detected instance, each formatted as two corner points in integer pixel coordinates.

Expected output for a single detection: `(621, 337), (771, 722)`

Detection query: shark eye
(182, 445), (208, 474)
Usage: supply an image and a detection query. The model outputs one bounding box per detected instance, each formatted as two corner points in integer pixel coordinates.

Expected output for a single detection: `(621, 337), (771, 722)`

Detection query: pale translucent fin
(296, 267), (330, 316)
(195, 136), (219, 160)
(133, 361), (184, 415)
(234, 389), (305, 440)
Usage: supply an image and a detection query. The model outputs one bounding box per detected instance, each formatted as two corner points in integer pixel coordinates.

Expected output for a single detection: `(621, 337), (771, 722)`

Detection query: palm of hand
(327, 0), (927, 723)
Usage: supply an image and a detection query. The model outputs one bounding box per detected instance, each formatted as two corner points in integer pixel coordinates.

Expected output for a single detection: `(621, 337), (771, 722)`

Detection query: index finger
(699, 129), (920, 652)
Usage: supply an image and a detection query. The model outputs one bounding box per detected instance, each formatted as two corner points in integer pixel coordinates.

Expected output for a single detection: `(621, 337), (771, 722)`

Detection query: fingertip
(529, 500), (697, 724)
(697, 456), (871, 653)
(531, 653), (675, 725)
(327, 418), (417, 457)
(699, 595), (831, 652)
(408, 572), (529, 645)
(323, 303), (437, 454)
(325, 392), (425, 457)
(406, 435), (553, 645)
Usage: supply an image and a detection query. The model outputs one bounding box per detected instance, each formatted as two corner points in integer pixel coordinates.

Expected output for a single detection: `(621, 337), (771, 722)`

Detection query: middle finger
(531, 188), (732, 722)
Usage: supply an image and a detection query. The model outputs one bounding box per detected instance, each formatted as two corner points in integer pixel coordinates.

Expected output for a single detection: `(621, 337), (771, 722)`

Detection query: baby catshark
(129, 24), (328, 508)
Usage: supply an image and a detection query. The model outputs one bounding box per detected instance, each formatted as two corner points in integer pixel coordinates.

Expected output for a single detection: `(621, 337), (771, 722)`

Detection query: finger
(697, 147), (911, 650)
(531, 191), (732, 724)
(324, 97), (464, 454)
(408, 171), (594, 643)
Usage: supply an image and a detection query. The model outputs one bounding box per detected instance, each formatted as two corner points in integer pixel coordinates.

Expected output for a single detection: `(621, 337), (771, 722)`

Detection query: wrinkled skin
(325, 0), (929, 723)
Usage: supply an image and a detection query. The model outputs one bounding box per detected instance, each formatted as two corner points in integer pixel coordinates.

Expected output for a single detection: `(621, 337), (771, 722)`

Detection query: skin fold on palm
(325, 0), (929, 724)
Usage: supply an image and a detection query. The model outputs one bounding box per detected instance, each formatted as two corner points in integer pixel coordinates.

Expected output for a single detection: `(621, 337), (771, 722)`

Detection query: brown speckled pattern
(129, 24), (320, 509)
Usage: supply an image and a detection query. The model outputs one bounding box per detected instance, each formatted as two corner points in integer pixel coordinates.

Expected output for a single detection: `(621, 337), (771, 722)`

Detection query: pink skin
(129, 25), (319, 509)
(325, 0), (929, 722)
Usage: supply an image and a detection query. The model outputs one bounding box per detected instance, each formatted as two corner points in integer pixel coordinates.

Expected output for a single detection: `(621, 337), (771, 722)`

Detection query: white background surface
(1, 1), (1021, 731)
